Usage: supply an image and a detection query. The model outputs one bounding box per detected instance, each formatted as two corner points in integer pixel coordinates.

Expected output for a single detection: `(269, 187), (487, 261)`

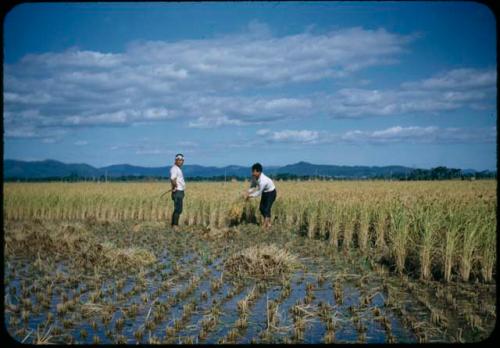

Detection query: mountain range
(3, 159), (494, 180)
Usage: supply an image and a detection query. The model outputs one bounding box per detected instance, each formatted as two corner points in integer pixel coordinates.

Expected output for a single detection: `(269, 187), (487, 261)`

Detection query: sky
(3, 1), (497, 170)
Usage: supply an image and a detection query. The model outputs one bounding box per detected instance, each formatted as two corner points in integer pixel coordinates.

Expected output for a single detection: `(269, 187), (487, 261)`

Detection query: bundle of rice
(224, 244), (300, 279)
(227, 200), (259, 225)
(228, 203), (244, 225)
(100, 242), (156, 269)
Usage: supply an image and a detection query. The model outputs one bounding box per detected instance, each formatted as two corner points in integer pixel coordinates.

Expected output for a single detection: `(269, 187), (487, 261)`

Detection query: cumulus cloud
(340, 125), (497, 144)
(401, 68), (497, 90)
(4, 24), (416, 137)
(4, 122), (67, 140)
(256, 128), (271, 135)
(323, 68), (496, 117)
(186, 96), (313, 128)
(258, 126), (496, 145)
(4, 20), (496, 139)
(267, 130), (320, 143)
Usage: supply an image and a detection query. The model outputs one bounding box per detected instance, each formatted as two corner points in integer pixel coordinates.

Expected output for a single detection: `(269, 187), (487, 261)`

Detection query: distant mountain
(2, 159), (493, 180)
(274, 161), (412, 178)
(101, 164), (167, 177)
(3, 160), (253, 179)
(100, 164), (251, 178)
(4, 159), (101, 179)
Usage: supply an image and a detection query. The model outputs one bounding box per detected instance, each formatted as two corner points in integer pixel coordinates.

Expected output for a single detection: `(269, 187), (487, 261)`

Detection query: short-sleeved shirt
(170, 165), (185, 191)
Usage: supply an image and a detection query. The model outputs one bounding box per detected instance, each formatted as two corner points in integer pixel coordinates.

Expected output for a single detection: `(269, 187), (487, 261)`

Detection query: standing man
(170, 153), (185, 231)
(245, 163), (277, 230)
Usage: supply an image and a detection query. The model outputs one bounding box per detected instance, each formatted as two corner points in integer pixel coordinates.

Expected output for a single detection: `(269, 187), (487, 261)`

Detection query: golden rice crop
(3, 180), (496, 283)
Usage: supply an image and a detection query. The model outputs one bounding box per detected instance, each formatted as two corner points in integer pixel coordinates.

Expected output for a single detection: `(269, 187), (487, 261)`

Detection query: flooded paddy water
(4, 219), (495, 344)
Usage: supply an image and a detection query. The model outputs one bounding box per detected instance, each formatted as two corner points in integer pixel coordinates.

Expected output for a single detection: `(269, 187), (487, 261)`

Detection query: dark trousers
(171, 190), (184, 226)
(259, 189), (277, 218)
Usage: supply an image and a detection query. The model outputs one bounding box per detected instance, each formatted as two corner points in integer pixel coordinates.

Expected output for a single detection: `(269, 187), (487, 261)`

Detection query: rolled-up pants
(171, 190), (184, 226)
(259, 189), (277, 218)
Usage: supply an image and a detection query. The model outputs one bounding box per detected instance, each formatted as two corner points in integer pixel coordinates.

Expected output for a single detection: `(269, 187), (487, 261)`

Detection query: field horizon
(4, 158), (496, 181)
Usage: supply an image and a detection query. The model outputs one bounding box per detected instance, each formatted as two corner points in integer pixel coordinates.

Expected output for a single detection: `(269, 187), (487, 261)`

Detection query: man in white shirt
(170, 153), (186, 231)
(245, 162), (277, 230)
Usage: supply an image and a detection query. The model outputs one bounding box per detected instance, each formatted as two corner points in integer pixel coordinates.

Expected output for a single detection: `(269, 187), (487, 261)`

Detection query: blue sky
(3, 2), (497, 170)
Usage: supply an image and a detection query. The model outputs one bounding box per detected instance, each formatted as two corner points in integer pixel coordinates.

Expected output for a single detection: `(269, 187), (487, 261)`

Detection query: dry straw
(225, 244), (300, 279)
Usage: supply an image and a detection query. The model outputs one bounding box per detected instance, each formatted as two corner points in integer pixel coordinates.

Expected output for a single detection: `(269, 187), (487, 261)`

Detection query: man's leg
(171, 204), (178, 230)
(266, 190), (276, 229)
(259, 194), (268, 229)
(171, 191), (180, 230)
(172, 191), (184, 231)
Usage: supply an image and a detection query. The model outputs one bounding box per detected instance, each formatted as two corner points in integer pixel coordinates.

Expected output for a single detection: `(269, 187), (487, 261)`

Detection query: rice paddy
(3, 180), (496, 343)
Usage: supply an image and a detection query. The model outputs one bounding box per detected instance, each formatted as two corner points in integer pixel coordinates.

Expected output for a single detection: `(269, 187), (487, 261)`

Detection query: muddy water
(3, 221), (495, 344)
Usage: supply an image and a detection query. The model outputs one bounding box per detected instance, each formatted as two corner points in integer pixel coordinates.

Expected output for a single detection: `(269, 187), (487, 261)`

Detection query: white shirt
(248, 172), (275, 197)
(170, 165), (185, 191)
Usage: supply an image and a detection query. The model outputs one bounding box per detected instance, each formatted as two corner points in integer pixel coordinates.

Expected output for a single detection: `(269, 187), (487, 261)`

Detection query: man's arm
(248, 182), (264, 198)
(170, 168), (178, 192)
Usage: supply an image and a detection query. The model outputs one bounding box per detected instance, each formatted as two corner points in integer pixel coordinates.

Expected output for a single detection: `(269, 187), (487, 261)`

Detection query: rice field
(3, 180), (496, 343)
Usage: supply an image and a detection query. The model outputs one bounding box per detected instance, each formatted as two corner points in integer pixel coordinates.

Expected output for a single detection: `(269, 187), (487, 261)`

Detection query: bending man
(245, 163), (277, 229)
(170, 153), (185, 231)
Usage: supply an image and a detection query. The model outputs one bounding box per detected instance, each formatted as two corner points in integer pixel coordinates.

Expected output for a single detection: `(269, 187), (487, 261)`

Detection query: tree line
(4, 166), (496, 182)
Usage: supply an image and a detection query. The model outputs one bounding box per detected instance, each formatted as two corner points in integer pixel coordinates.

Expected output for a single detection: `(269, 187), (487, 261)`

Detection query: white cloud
(4, 20), (496, 140)
(188, 116), (247, 128)
(4, 24), (416, 136)
(323, 67), (496, 118)
(340, 125), (497, 144)
(256, 128), (271, 135)
(401, 68), (497, 90)
(20, 48), (124, 68)
(4, 125), (67, 139)
(258, 126), (496, 145)
(262, 129), (320, 143)
(74, 140), (88, 146)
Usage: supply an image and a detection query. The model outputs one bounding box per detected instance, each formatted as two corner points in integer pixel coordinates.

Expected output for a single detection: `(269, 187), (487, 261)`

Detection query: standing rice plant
(284, 199), (295, 228)
(358, 203), (370, 254)
(342, 204), (356, 252)
(388, 202), (410, 275)
(414, 205), (438, 281)
(327, 205), (341, 248)
(375, 204), (388, 250)
(479, 208), (496, 283)
(306, 202), (318, 239)
(459, 210), (482, 282)
(317, 203), (329, 240)
(442, 206), (462, 283)
(295, 201), (308, 236)
(217, 202), (227, 228)
(209, 202), (218, 228)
